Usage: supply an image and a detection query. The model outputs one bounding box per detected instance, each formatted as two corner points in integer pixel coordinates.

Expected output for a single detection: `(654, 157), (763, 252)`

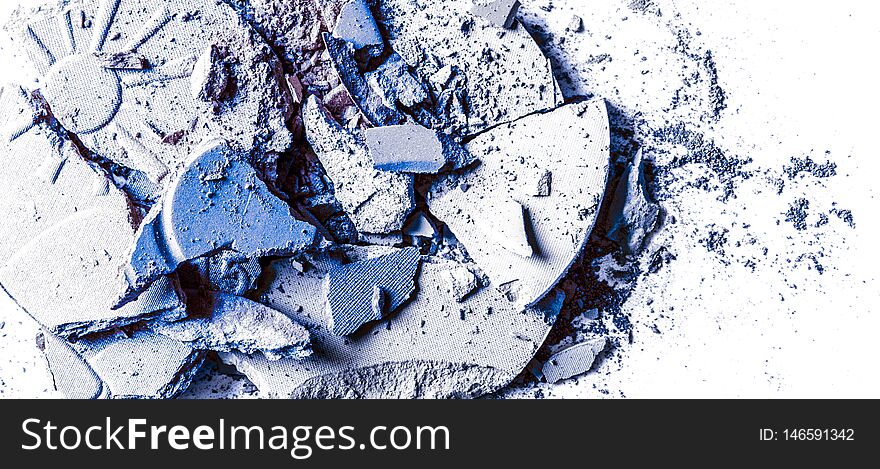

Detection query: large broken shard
(152, 291), (312, 361)
(0, 88), (186, 339)
(373, 0), (563, 135)
(115, 139), (320, 308)
(12, 0), (293, 186)
(606, 149), (661, 255)
(427, 100), (611, 308)
(365, 124), (474, 174)
(220, 255), (561, 398)
(303, 95), (415, 234)
(542, 337), (607, 384)
(366, 54), (429, 109)
(324, 247), (421, 336)
(72, 330), (204, 399)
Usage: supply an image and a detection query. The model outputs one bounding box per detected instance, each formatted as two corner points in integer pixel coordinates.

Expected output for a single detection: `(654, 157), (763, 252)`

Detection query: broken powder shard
(439, 265), (479, 302)
(524, 169), (552, 197)
(542, 337), (607, 384)
(366, 54), (429, 109)
(606, 149), (661, 255)
(366, 124), (474, 174)
(41, 331), (104, 399)
(191, 45), (231, 104)
(324, 247), (421, 336)
(94, 51), (149, 70)
(116, 139), (320, 308)
(0, 93), (187, 339)
(470, 0), (521, 29)
(286, 74), (304, 104)
(20, 0), (293, 188)
(475, 198), (533, 257)
(303, 95), (415, 234)
(323, 33), (406, 126)
(185, 250), (262, 296)
(220, 256), (559, 398)
(427, 100), (611, 308)
(152, 291), (312, 361)
(568, 15), (584, 33)
(75, 331), (204, 399)
(376, 0), (561, 136)
(403, 212), (436, 238)
(332, 0), (384, 53)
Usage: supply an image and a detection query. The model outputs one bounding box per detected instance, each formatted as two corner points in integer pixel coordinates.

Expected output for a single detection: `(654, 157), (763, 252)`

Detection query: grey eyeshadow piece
(325, 247), (421, 336)
(542, 337), (607, 384)
(302, 95), (415, 234)
(469, 0), (522, 29)
(115, 138), (320, 309)
(323, 32), (406, 126)
(220, 255), (563, 399)
(365, 124), (474, 174)
(375, 0), (562, 136)
(152, 291), (312, 361)
(606, 149), (661, 256)
(40, 330), (105, 399)
(332, 0), (385, 54)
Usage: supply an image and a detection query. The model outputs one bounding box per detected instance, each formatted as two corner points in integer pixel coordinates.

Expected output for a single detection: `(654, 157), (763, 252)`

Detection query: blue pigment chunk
(366, 124), (474, 174)
(115, 139), (320, 308)
(325, 247), (421, 336)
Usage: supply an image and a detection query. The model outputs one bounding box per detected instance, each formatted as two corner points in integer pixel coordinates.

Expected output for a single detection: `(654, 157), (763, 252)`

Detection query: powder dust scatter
(497, 0), (871, 398)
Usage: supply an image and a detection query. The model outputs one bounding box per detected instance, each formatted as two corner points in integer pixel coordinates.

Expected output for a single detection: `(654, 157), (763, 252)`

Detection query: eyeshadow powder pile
(0, 0), (868, 399)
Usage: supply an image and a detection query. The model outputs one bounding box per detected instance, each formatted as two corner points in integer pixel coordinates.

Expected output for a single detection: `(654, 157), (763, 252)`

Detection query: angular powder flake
(473, 198), (534, 257)
(40, 330), (105, 399)
(439, 264), (479, 302)
(427, 100), (611, 308)
(324, 247), (421, 336)
(115, 139), (320, 308)
(366, 54), (429, 109)
(302, 95), (415, 234)
(190, 44), (233, 105)
(606, 149), (661, 255)
(332, 0), (385, 54)
(542, 337), (607, 384)
(403, 212), (436, 238)
(523, 169), (552, 197)
(220, 257), (561, 398)
(365, 124), (474, 174)
(152, 291), (312, 361)
(469, 0), (522, 29)
(375, 0), (562, 136)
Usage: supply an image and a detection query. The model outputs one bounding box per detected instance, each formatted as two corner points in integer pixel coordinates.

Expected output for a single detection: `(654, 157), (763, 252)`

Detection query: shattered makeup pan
(0, 0), (869, 399)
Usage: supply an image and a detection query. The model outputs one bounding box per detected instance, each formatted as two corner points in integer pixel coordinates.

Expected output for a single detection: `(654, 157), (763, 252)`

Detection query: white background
(0, 0), (878, 398)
